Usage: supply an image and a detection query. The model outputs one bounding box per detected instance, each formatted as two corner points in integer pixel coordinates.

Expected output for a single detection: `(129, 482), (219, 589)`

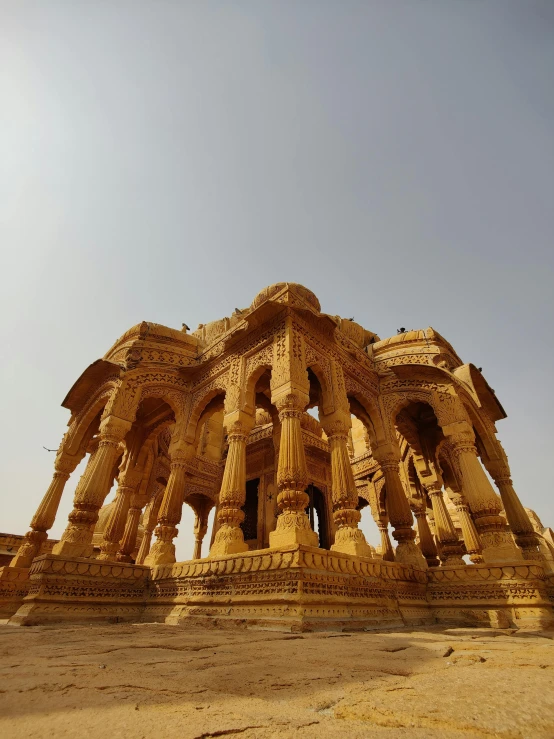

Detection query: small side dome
(251, 283), (321, 312)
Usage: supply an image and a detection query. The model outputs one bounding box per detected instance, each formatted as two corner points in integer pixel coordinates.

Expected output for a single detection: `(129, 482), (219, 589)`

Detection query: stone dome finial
(251, 283), (321, 312)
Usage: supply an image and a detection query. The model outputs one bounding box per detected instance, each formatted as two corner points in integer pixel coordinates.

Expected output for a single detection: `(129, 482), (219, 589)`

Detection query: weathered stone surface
(1, 623), (553, 738)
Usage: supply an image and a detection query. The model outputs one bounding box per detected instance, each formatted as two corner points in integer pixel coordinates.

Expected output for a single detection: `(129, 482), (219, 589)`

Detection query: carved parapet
(151, 545), (427, 583)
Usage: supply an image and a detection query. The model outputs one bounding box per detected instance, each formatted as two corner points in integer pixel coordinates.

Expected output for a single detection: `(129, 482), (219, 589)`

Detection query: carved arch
(135, 385), (186, 426)
(186, 384), (227, 441)
(305, 361), (334, 416)
(380, 386), (469, 441)
(64, 382), (118, 456)
(244, 361), (273, 416)
(346, 391), (385, 449)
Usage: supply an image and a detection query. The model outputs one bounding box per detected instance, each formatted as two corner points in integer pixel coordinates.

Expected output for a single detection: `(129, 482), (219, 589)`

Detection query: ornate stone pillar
(97, 472), (135, 561)
(451, 494), (484, 564)
(52, 417), (130, 558)
(134, 485), (164, 565)
(193, 514), (208, 559)
(447, 427), (522, 563)
(376, 516), (395, 562)
(210, 412), (254, 557)
(144, 452), (190, 566)
(411, 502), (439, 567)
(374, 447), (427, 568)
(487, 457), (542, 560)
(188, 495), (213, 560)
(117, 489), (147, 562)
(10, 449), (83, 568)
(425, 482), (465, 566)
(324, 419), (373, 557)
(269, 394), (318, 548)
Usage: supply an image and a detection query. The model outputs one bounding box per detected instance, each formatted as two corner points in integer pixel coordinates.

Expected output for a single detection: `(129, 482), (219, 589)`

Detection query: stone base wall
(0, 566), (30, 619)
(3, 547), (553, 630)
(146, 546), (430, 631)
(7, 555), (150, 626)
(428, 562), (553, 629)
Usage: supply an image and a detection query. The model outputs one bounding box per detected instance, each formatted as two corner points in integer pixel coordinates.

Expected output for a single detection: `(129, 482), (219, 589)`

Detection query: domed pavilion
(1, 283), (552, 630)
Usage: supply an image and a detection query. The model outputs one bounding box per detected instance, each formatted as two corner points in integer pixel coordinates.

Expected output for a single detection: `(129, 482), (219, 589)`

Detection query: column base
(440, 543), (466, 567)
(331, 527), (375, 558)
(425, 557), (441, 568)
(9, 531), (47, 569)
(269, 512), (319, 548)
(441, 555), (466, 567)
(209, 525), (248, 557)
(97, 544), (120, 561)
(479, 531), (523, 564)
(144, 540), (176, 567)
(51, 540), (94, 558)
(395, 540), (428, 569)
(9, 550), (36, 569)
(116, 552), (134, 563)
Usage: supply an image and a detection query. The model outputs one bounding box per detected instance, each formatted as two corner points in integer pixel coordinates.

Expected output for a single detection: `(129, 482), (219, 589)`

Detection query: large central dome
(250, 283), (321, 312)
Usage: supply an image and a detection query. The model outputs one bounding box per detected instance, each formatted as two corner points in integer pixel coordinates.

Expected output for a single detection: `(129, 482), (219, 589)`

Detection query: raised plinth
(4, 548), (553, 631)
(0, 566), (30, 619)
(8, 554), (150, 626)
(147, 545), (430, 632)
(428, 560), (554, 629)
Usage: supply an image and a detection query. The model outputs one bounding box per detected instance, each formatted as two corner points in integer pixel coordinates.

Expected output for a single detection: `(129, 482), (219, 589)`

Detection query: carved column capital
(425, 482), (444, 498)
(98, 415), (132, 446)
(223, 409), (255, 437)
(372, 444), (401, 470)
(447, 433), (477, 457)
(273, 390), (309, 415)
(377, 455), (400, 473)
(54, 451), (82, 477)
(319, 409), (350, 439)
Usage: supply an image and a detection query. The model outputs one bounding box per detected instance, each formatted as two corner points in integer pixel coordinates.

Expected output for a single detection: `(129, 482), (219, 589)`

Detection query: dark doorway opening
(241, 478), (259, 542)
(306, 484), (329, 549)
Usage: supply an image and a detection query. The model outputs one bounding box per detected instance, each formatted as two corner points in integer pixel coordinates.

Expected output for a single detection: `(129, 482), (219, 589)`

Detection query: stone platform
(146, 545), (429, 631)
(6, 555), (150, 626)
(0, 565), (29, 619)
(3, 545), (554, 630)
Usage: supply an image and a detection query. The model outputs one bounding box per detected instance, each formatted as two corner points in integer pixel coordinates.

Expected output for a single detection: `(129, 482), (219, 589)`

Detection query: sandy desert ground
(1, 622), (553, 738)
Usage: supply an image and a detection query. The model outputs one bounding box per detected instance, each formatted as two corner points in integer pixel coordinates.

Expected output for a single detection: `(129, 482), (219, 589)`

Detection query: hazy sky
(2, 1), (553, 560)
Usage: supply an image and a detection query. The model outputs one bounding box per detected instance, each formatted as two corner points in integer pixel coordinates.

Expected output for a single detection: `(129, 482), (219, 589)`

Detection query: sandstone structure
(1, 282), (552, 629)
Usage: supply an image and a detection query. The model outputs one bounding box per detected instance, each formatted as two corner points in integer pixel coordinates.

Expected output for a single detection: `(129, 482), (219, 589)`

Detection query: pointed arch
(186, 385), (227, 441)
(346, 391), (385, 450)
(64, 382), (118, 456)
(244, 363), (273, 416)
(306, 362), (333, 415)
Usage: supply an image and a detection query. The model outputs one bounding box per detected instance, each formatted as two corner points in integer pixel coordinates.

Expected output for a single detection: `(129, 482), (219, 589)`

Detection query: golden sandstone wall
(1, 283), (553, 630)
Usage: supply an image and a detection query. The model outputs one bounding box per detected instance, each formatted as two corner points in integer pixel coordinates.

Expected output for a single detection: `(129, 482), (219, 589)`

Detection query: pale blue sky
(1, 1), (553, 559)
